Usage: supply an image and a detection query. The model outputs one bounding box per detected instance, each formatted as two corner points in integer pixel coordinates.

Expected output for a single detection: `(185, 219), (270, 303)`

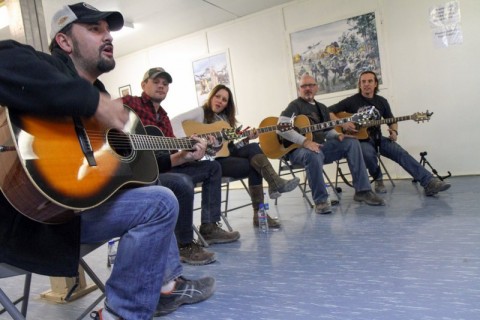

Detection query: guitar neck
(241, 125), (282, 139)
(364, 115), (412, 127)
(300, 118), (351, 134)
(129, 134), (196, 151)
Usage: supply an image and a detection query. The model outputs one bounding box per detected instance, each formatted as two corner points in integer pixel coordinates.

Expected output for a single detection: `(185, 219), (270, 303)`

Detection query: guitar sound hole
(107, 129), (133, 157)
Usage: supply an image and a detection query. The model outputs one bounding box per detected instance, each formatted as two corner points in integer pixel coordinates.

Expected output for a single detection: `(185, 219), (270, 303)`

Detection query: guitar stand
(413, 151), (452, 182)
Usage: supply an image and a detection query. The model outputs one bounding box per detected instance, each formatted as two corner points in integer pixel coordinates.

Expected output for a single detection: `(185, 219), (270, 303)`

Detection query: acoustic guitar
(182, 120), (292, 158)
(0, 105), (205, 224)
(334, 111), (433, 139)
(258, 108), (374, 159)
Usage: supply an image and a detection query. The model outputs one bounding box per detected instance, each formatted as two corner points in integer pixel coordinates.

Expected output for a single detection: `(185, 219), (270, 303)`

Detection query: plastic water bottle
(263, 194), (270, 213)
(258, 203), (269, 233)
(107, 239), (118, 267)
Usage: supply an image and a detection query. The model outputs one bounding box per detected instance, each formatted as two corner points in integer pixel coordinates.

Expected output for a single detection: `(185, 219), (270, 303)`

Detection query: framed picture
(289, 12), (383, 96)
(192, 50), (234, 107)
(118, 84), (131, 97)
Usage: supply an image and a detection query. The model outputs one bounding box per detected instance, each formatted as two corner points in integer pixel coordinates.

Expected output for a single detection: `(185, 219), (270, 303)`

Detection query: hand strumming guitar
(94, 94), (129, 130)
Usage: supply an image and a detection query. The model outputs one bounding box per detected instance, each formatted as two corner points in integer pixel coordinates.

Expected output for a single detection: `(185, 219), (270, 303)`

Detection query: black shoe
(154, 276), (216, 317)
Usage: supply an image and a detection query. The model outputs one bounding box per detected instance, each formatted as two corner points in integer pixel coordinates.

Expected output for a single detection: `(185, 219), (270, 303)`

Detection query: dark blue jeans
(158, 173), (195, 244)
(169, 160), (222, 225)
(361, 136), (433, 187)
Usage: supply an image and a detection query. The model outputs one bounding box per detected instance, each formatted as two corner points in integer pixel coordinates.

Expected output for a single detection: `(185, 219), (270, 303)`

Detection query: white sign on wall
(430, 0), (463, 48)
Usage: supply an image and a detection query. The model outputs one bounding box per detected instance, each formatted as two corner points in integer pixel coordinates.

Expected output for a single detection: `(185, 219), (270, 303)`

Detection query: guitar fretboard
(129, 134), (196, 151)
(365, 115), (411, 127)
(299, 117), (352, 134)
(240, 125), (286, 139)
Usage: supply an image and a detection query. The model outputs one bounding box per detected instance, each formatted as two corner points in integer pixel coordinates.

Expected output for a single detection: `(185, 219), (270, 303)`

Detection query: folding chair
(275, 156), (341, 208)
(0, 264), (31, 319)
(194, 177), (251, 246)
(0, 243), (106, 320)
(335, 154), (395, 190)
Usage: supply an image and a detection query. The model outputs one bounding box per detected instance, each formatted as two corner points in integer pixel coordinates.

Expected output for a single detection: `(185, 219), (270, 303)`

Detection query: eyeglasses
(300, 83), (317, 89)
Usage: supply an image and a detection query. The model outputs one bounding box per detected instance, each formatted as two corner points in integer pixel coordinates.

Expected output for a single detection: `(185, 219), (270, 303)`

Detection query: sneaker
(315, 201), (332, 214)
(90, 310), (103, 320)
(155, 276), (216, 317)
(199, 222), (240, 244)
(353, 190), (385, 206)
(424, 177), (451, 196)
(253, 212), (281, 228)
(91, 308), (122, 320)
(178, 241), (216, 266)
(374, 180), (387, 194)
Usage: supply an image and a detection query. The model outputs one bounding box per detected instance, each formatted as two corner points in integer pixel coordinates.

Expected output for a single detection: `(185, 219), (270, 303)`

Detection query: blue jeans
(80, 186), (182, 319)
(361, 136), (433, 187)
(288, 138), (371, 205)
(158, 173), (195, 244)
(170, 160), (222, 224)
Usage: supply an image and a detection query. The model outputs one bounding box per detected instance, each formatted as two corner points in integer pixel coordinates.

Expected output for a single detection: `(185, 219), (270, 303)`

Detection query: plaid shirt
(122, 92), (175, 137)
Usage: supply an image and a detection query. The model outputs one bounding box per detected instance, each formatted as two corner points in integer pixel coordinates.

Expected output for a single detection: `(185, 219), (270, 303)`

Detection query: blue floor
(1, 176), (479, 319)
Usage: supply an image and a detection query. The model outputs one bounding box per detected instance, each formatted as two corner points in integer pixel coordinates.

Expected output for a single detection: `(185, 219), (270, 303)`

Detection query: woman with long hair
(171, 84), (299, 228)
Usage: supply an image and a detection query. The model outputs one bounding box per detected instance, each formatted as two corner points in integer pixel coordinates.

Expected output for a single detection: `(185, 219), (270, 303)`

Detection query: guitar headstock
(351, 106), (376, 126)
(277, 122), (294, 132)
(411, 110), (433, 123)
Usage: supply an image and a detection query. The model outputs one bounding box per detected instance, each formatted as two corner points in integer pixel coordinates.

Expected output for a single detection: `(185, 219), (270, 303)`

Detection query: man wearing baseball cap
(123, 67), (241, 266)
(0, 2), (214, 319)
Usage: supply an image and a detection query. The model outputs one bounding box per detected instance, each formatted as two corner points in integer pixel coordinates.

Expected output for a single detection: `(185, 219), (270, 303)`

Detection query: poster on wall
(429, 0), (462, 48)
(290, 12), (382, 95)
(192, 50), (234, 107)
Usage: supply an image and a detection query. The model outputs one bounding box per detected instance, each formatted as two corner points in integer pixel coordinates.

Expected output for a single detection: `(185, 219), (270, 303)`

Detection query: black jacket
(0, 40), (101, 276)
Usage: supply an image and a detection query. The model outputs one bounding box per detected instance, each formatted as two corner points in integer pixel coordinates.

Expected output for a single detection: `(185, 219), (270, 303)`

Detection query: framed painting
(118, 84), (131, 97)
(192, 50), (234, 107)
(289, 12), (383, 96)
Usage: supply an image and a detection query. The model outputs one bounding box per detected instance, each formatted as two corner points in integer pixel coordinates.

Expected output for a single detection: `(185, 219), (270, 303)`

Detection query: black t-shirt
(329, 93), (394, 137)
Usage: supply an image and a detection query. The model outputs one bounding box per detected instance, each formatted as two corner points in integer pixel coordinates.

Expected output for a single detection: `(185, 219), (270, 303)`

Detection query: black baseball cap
(50, 2), (124, 39)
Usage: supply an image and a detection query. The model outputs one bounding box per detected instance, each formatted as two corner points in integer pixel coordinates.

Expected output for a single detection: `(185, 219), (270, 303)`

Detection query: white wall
(101, 0), (480, 179)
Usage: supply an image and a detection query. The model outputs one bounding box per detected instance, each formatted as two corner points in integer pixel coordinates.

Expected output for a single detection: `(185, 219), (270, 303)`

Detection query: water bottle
(107, 239), (118, 267)
(263, 194), (270, 213)
(258, 203), (269, 233)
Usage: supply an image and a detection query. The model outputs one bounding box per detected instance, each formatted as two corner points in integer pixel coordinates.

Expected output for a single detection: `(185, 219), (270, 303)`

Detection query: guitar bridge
(73, 117), (96, 166)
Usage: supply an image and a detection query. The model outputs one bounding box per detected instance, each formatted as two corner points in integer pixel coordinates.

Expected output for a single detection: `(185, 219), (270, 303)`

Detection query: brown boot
(199, 222), (240, 244)
(249, 185), (281, 228)
(250, 154), (299, 199)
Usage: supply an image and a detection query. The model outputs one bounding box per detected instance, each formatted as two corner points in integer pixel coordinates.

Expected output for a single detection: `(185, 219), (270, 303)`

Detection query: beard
(71, 39), (115, 76)
(97, 57), (115, 73)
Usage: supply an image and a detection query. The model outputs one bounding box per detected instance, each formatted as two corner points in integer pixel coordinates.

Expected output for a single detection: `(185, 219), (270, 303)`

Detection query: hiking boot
(268, 177), (300, 199)
(178, 241), (216, 266)
(315, 201), (332, 214)
(155, 276), (216, 317)
(354, 190), (385, 206)
(424, 177), (451, 196)
(374, 180), (387, 194)
(199, 222), (240, 244)
(253, 212), (281, 228)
